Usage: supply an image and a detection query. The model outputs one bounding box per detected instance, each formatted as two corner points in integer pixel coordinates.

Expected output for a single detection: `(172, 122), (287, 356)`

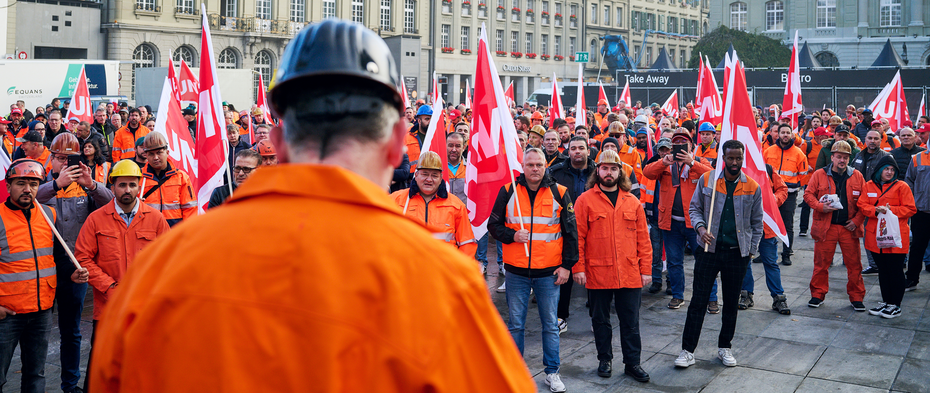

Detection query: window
(172, 46), (195, 66)
(603, 5), (609, 26)
(668, 16), (676, 33)
(463, 2), (470, 16)
(512, 7), (519, 21)
(570, 4), (577, 27)
(669, 49), (675, 64)
(496, 29), (504, 51)
(256, 0), (271, 19)
(634, 45), (639, 64)
(590, 3), (596, 23)
(177, 0), (194, 14)
(218, 48), (238, 69)
(222, 0), (238, 17)
(541, 34), (548, 55)
(569, 37), (575, 54)
(816, 0), (836, 28)
(730, 2), (746, 31)
(542, 1), (548, 24)
(554, 35), (561, 56)
(682, 18), (688, 34)
(880, 0), (901, 27)
(815, 51), (839, 67)
(291, 0), (305, 22)
(525, 32), (533, 53)
(442, 0), (451, 13)
(658, 13), (664, 30)
(136, 0), (155, 11)
(379, 0), (391, 29)
(647, 13), (655, 29)
(253, 51), (273, 102)
(131, 44), (156, 99)
(646, 46), (653, 65)
(555, 2), (561, 14)
(617, 7), (622, 27)
(527, 9), (533, 23)
(498, 0), (505, 18)
(589, 39), (597, 61)
(542, 1), (548, 12)
(527, 0), (534, 11)
(322, 0), (335, 18)
(404, 0), (415, 32)
(765, 1), (784, 31)
(511, 31), (518, 51)
(461, 26), (470, 51)
(680, 49), (686, 68)
(352, 0), (364, 23)
(478, 4), (486, 17)
(441, 24), (451, 48)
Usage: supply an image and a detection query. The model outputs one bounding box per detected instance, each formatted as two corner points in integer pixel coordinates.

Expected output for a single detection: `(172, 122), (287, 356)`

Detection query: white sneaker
(674, 349), (695, 368)
(545, 373), (566, 392)
(481, 264), (487, 275)
(557, 318), (568, 335)
(496, 282), (506, 293)
(718, 348), (737, 367)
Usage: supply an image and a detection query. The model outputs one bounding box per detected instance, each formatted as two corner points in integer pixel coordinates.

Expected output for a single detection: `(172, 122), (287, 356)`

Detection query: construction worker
(488, 147), (578, 393)
(798, 127), (831, 237)
(110, 108), (150, 162)
(405, 104), (432, 173)
(17, 130), (52, 171)
(139, 132), (197, 227)
(255, 139), (278, 166)
(762, 123), (810, 266)
(0, 159), (84, 393)
(391, 151), (476, 256)
(694, 122), (718, 167)
(572, 150), (652, 383)
(89, 19), (534, 392)
(608, 123), (644, 180)
(35, 132), (114, 393)
(446, 132), (467, 203)
(640, 138), (669, 293)
(73, 160), (170, 392)
(209, 149), (262, 209)
(531, 111), (545, 128)
(815, 124), (860, 170)
(526, 123), (545, 149)
(594, 99), (610, 130)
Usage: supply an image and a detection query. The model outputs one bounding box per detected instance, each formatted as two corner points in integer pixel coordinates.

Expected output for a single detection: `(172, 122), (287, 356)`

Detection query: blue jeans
(0, 308), (53, 393)
(506, 273), (561, 374)
(648, 220), (664, 283)
(56, 273), (88, 390)
(662, 220), (714, 300)
(476, 233), (503, 268)
(742, 237), (785, 297)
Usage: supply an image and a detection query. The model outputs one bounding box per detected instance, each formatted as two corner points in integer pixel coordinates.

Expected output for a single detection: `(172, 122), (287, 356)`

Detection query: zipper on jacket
(26, 207), (41, 311)
(528, 185), (534, 278)
(423, 196), (430, 224)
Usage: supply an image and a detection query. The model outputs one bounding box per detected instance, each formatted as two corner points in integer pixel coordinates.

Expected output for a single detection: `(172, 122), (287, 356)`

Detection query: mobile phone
(671, 144), (687, 160)
(68, 155), (82, 168)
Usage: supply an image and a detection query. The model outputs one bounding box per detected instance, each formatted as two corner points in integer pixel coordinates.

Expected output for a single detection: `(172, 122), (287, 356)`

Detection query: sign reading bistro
(502, 64), (531, 73)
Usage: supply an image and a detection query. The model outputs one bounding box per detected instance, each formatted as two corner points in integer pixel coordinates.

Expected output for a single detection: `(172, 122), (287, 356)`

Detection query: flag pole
(704, 172), (718, 252)
(508, 169), (531, 258)
(223, 140), (233, 195)
(402, 193), (411, 215)
(37, 206), (81, 270)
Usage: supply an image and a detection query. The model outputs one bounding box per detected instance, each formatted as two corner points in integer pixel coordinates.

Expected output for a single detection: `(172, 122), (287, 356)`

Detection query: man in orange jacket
(110, 108), (150, 162)
(89, 20), (535, 393)
(762, 123), (810, 266)
(392, 151), (477, 257)
(139, 132), (197, 227)
(74, 160), (170, 392)
(572, 150), (652, 383)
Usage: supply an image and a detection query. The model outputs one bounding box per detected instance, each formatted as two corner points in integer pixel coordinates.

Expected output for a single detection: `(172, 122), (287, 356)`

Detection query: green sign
(575, 52), (589, 63)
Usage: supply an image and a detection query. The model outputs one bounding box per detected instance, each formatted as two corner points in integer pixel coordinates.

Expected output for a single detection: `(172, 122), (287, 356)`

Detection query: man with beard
(139, 132), (197, 227)
(676, 140), (762, 369)
(762, 124), (810, 266)
(111, 109), (151, 162)
(73, 160), (170, 392)
(543, 129), (565, 167)
(526, 121), (544, 149)
(557, 121), (572, 151)
(852, 108), (874, 143)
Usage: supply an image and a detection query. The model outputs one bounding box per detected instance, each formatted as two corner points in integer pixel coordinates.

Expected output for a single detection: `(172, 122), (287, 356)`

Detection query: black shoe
(624, 364), (650, 382)
(904, 280), (917, 292)
(647, 282), (662, 294)
(781, 256), (792, 266)
(862, 266), (879, 275)
(851, 301), (866, 312)
(752, 257), (762, 263)
(925, 265), (930, 272)
(808, 297), (823, 308)
(665, 287), (673, 296)
(597, 360), (612, 378)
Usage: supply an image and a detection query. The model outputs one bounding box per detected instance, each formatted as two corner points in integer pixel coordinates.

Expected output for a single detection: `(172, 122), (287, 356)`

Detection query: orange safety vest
(763, 144), (810, 191)
(140, 162), (198, 227)
(112, 124), (152, 162)
(616, 144), (644, 180)
(0, 202), (57, 314)
(93, 161), (112, 184)
(501, 182), (568, 270)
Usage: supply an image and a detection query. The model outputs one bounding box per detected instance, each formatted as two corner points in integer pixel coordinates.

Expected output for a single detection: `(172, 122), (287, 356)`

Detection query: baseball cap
(16, 130), (43, 143)
(861, 108), (873, 115)
(834, 125), (850, 134)
(182, 108), (196, 116)
(136, 137), (146, 147)
(655, 138), (672, 150)
(918, 123), (930, 133)
(871, 119), (882, 126)
(0, 118), (10, 125)
(10, 108), (22, 115)
(813, 127), (832, 137)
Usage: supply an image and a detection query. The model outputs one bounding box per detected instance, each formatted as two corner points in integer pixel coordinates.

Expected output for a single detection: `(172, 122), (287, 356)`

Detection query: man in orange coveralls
(89, 19), (535, 392)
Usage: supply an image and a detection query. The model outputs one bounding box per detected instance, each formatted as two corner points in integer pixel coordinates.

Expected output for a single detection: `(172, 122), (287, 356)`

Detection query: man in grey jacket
(675, 140), (763, 369)
(852, 130), (891, 275)
(904, 148), (930, 291)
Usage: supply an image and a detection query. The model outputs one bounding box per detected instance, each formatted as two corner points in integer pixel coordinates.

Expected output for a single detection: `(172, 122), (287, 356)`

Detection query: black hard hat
(269, 19), (402, 117)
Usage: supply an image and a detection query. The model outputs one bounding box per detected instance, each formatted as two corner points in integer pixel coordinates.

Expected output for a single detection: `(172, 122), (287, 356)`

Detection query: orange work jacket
(75, 200), (170, 320)
(92, 161), (112, 184)
(763, 143), (810, 191)
(89, 165), (535, 392)
(800, 139), (823, 185)
(0, 202), (57, 314)
(694, 141), (717, 167)
(140, 162), (197, 227)
(764, 169), (788, 239)
(802, 165), (866, 241)
(857, 180), (916, 254)
(405, 130), (423, 173)
(501, 181), (569, 270)
(642, 157), (713, 231)
(111, 124), (151, 162)
(616, 144), (644, 181)
(572, 187), (652, 289)
(391, 187), (477, 257)
(855, 132), (899, 152)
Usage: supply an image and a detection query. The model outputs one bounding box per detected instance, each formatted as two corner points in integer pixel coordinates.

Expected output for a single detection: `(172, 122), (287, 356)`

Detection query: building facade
(3, 0), (106, 60)
(708, 0), (930, 68)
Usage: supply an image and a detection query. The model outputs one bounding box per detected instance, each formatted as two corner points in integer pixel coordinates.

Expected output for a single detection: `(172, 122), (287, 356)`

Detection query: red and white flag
(179, 59), (200, 104)
(575, 64), (586, 127)
(548, 73), (564, 128)
(918, 93), (927, 120)
(154, 77), (198, 186)
(256, 72), (274, 125)
(66, 67), (93, 124)
(660, 90), (679, 118)
(619, 80), (631, 107)
(696, 55), (723, 125)
(466, 24), (524, 241)
(695, 55), (704, 113)
(715, 51), (789, 246)
(0, 137), (11, 200)
(168, 58), (182, 101)
(421, 72), (450, 181)
(465, 78), (472, 109)
(195, 5), (230, 214)
(399, 75), (411, 110)
(869, 70), (908, 131)
(781, 31), (804, 129)
(597, 83), (609, 109)
(504, 81), (514, 108)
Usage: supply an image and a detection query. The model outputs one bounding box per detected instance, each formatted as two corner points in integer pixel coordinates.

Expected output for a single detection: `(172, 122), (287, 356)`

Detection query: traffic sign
(575, 52), (589, 63)
(16, 51), (27, 60)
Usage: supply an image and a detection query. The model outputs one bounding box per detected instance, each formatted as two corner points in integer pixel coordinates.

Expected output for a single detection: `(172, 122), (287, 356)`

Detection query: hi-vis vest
(0, 203), (57, 314)
(502, 182), (568, 270)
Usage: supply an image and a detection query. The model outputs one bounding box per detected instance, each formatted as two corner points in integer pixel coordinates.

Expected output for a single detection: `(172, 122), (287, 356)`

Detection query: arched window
(218, 48), (239, 69)
(132, 43), (157, 100)
(590, 39), (598, 62)
(729, 2), (746, 31)
(765, 1), (784, 31)
(253, 50), (274, 101)
(172, 46), (196, 66)
(815, 51), (839, 68)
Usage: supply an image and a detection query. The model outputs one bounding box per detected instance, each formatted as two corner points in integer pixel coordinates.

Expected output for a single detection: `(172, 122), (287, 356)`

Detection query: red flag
(422, 72), (450, 181)
(195, 5), (230, 213)
(697, 56), (723, 125)
(660, 90), (679, 118)
(870, 70), (908, 132)
(716, 52), (788, 246)
(465, 79), (472, 109)
(466, 24), (524, 241)
(66, 67), (93, 124)
(256, 72), (274, 125)
(597, 83), (609, 109)
(781, 31), (803, 129)
(168, 58), (182, 101)
(619, 80), (631, 107)
(504, 81), (514, 108)
(179, 59), (200, 104)
(399, 75), (411, 110)
(548, 74), (564, 127)
(0, 133), (10, 200)
(576, 64), (586, 127)
(695, 55), (704, 113)
(154, 77), (198, 186)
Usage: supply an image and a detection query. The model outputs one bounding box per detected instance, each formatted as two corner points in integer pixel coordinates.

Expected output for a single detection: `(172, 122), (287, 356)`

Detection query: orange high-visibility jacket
(642, 157), (713, 231)
(140, 162), (197, 227)
(92, 161), (112, 184)
(89, 165), (535, 393)
(391, 186), (477, 257)
(0, 202), (57, 314)
(858, 179), (916, 254)
(800, 139), (823, 185)
(694, 141), (717, 167)
(111, 125), (151, 162)
(76, 200), (170, 320)
(764, 168), (789, 239)
(405, 130), (423, 173)
(572, 187), (652, 289)
(763, 143), (810, 192)
(803, 165), (866, 241)
(616, 144), (644, 181)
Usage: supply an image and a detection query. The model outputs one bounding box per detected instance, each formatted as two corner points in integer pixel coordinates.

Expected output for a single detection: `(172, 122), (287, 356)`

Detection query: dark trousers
(558, 275), (573, 320)
(778, 191), (798, 259)
(0, 308), (53, 393)
(590, 288), (642, 365)
(906, 211), (930, 284)
(682, 246), (749, 353)
(799, 198), (811, 233)
(83, 320), (98, 392)
(56, 273), (88, 391)
(872, 251), (907, 306)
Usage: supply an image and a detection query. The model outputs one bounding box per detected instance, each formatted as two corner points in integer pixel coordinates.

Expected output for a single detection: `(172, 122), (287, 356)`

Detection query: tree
(688, 26), (790, 69)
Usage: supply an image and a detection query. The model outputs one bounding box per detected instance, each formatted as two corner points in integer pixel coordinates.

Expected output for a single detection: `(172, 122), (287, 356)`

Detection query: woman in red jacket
(857, 155), (917, 318)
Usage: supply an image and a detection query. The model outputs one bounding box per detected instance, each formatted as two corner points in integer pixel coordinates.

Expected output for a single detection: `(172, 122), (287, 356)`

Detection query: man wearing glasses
(209, 149), (262, 209)
(138, 132), (197, 227)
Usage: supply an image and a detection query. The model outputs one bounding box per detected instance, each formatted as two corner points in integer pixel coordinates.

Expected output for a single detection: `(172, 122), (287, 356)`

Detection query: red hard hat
(6, 159), (46, 181)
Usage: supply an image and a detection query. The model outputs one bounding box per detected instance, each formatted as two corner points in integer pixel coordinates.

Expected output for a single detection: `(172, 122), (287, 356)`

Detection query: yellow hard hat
(529, 125), (547, 137)
(417, 151), (443, 171)
(109, 159), (144, 182)
(597, 149), (623, 166)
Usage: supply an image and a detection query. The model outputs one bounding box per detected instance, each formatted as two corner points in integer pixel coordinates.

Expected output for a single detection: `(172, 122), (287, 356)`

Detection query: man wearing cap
(255, 139), (278, 166)
(803, 141), (867, 310)
(916, 123), (930, 148)
(8, 107), (27, 135)
(251, 107), (266, 126)
(644, 131), (713, 309)
(694, 122), (718, 167)
(36, 132), (114, 393)
(209, 149), (262, 209)
(762, 123), (810, 266)
(798, 126), (832, 237)
(138, 132), (197, 227)
(129, 137), (147, 169)
(17, 130), (52, 170)
(111, 108), (151, 162)
(634, 127), (651, 165)
(406, 105), (432, 172)
(183, 108), (197, 140)
(852, 108), (874, 143)
(891, 127), (924, 181)
(90, 20), (534, 392)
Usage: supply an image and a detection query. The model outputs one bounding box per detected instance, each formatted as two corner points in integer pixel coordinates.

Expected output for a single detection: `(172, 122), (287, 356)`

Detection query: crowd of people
(1, 18), (929, 392)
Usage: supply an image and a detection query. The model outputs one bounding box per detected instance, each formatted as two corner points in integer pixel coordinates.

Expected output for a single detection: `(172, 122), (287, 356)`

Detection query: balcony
(209, 14), (306, 35)
(867, 27), (905, 37)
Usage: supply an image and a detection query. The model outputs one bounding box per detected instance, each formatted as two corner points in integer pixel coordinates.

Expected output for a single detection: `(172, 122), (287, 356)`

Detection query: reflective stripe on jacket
(390, 185), (477, 257)
(763, 143), (810, 191)
(0, 202), (57, 314)
(905, 151), (930, 212)
(689, 172), (763, 257)
(573, 187), (651, 289)
(858, 180), (916, 254)
(642, 157), (713, 231)
(111, 125), (151, 162)
(141, 162), (197, 227)
(802, 165), (866, 242)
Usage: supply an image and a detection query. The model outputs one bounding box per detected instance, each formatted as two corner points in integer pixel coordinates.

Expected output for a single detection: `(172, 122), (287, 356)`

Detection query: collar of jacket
(777, 138), (794, 150)
(408, 175), (448, 199)
(143, 161), (177, 181)
(825, 163), (854, 177)
(515, 172), (557, 189)
(567, 158), (596, 175)
(105, 198), (152, 223)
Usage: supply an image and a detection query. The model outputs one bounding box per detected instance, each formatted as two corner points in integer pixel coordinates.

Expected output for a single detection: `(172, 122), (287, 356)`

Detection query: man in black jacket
(852, 108), (874, 142)
(209, 149), (261, 209)
(890, 127), (924, 180)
